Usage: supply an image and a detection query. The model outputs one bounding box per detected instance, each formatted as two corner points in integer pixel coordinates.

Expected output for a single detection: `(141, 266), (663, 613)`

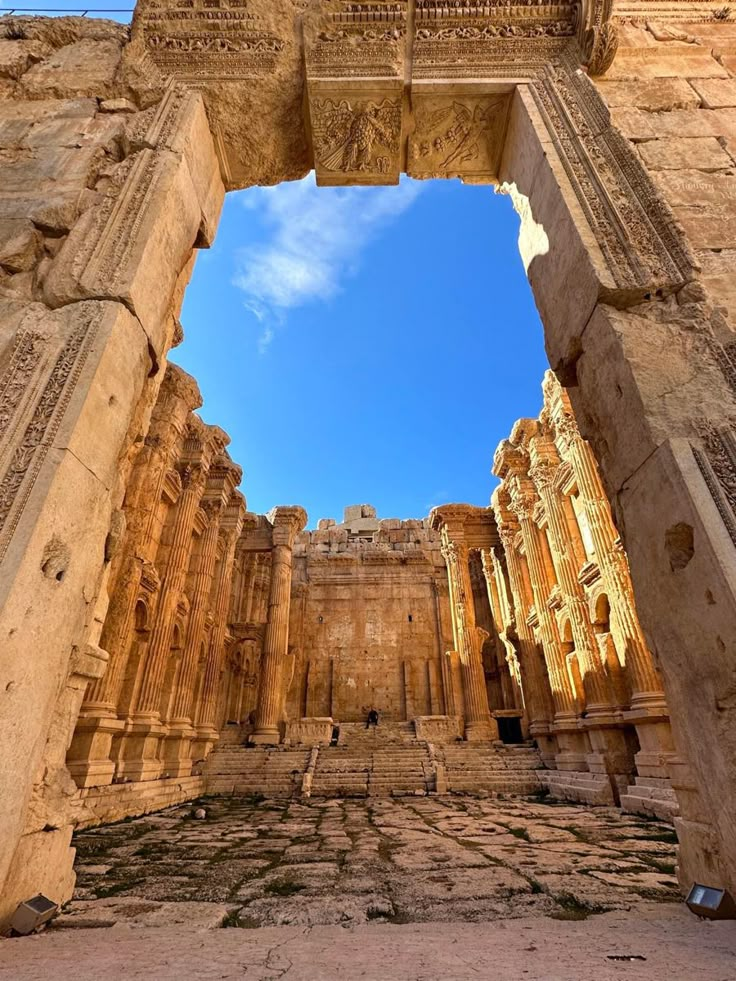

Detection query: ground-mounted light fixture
(686, 883), (736, 920)
(10, 894), (59, 935)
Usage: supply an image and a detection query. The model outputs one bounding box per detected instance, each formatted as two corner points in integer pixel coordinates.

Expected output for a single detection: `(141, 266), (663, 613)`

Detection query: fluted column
(528, 453), (614, 716)
(170, 500), (222, 724)
(547, 386), (674, 781)
(159, 498), (222, 776)
(251, 506), (307, 745)
(133, 464), (206, 718)
(557, 412), (664, 705)
(508, 487), (579, 722)
(198, 525), (240, 731)
(429, 506), (496, 742)
(480, 548), (523, 712)
(494, 516), (556, 762)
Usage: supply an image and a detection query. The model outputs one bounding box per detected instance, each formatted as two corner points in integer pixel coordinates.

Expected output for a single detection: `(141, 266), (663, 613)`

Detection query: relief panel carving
(311, 95), (402, 185)
(408, 94), (511, 181)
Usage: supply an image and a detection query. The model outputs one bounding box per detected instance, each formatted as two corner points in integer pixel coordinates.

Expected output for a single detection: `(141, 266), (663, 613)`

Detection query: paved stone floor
(2, 796), (736, 979)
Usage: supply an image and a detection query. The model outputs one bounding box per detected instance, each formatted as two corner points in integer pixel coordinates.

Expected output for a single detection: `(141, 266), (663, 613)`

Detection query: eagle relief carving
(312, 98), (401, 176)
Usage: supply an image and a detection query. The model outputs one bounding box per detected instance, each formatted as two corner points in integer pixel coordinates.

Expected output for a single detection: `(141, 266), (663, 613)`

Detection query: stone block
(595, 78), (699, 112)
(696, 248), (736, 319)
(0, 827), (75, 925)
(571, 301), (736, 496)
(0, 97), (97, 147)
(0, 39), (47, 81)
(500, 87), (614, 365)
(637, 137), (732, 172)
(99, 98), (137, 114)
(0, 144), (101, 195)
(653, 171), (736, 248)
(605, 51), (728, 81)
(618, 438), (736, 890)
(654, 169), (736, 209)
(0, 220), (42, 273)
(690, 78), (736, 109)
(43, 148), (204, 358)
(20, 39), (123, 100)
(145, 88), (225, 247)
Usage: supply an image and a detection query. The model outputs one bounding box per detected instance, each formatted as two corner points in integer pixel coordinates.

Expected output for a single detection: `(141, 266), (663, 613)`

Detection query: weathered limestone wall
(286, 507), (454, 723)
(0, 16), (223, 925)
(579, 13), (736, 890)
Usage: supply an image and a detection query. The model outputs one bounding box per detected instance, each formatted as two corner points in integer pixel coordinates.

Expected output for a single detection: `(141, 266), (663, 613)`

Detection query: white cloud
(233, 172), (424, 350)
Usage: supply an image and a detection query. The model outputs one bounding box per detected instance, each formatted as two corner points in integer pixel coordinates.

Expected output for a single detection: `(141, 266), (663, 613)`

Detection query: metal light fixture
(11, 895), (59, 935)
(686, 883), (736, 920)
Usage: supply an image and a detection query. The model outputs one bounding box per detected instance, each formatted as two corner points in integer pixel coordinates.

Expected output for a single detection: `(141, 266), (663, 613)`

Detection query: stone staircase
(311, 722), (433, 797)
(202, 721), (546, 800)
(620, 776), (680, 822)
(203, 744), (310, 798)
(439, 743), (544, 796)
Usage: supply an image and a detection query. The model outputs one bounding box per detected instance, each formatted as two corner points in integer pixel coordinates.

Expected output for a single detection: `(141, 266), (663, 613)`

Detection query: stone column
(507, 486), (590, 771)
(480, 548), (523, 713)
(553, 398), (665, 704)
(529, 438), (636, 790)
(117, 461), (206, 780)
(67, 367), (202, 787)
(430, 506), (496, 742)
(193, 494), (246, 758)
(251, 506), (307, 745)
(548, 382), (675, 779)
(160, 497), (221, 776)
(495, 521), (557, 762)
(527, 450), (613, 715)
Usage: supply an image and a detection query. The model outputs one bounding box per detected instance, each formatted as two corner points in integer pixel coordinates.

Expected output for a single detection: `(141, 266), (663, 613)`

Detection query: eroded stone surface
(65, 796), (681, 927)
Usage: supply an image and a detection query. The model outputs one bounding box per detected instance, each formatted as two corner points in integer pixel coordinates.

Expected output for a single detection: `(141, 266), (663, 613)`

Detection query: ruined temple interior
(2, 0), (736, 972)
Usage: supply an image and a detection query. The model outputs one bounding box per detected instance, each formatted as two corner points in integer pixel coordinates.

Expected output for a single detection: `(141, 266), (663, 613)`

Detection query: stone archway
(1, 0), (736, 926)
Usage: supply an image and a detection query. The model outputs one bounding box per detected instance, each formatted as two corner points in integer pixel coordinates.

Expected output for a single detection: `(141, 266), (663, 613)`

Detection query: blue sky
(173, 176), (549, 526)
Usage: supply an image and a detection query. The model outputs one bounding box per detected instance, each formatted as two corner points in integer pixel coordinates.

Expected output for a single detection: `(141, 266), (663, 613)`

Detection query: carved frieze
(136, 0), (287, 79)
(529, 55), (695, 292)
(0, 313), (100, 567)
(693, 422), (736, 549)
(412, 0), (577, 78)
(304, 0), (408, 80)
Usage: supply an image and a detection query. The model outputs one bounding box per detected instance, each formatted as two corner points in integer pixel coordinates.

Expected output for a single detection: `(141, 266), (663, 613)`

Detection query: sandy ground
(2, 796), (735, 979)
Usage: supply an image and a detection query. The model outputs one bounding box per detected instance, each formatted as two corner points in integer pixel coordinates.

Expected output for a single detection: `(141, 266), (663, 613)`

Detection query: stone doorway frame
(1, 8), (736, 925)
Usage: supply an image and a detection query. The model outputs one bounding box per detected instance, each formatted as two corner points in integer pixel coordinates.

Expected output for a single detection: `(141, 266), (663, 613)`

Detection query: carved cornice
(492, 439), (529, 480)
(160, 363), (203, 414)
(428, 503), (479, 533)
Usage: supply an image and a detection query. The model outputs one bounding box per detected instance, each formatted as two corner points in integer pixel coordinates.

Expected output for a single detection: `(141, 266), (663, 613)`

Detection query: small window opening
(408, 614), (413, 623)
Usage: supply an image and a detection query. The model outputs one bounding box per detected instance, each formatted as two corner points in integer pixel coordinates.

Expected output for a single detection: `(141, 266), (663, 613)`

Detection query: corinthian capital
(268, 505), (308, 547)
(529, 458), (557, 493)
(179, 462), (206, 493)
(508, 487), (537, 522)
